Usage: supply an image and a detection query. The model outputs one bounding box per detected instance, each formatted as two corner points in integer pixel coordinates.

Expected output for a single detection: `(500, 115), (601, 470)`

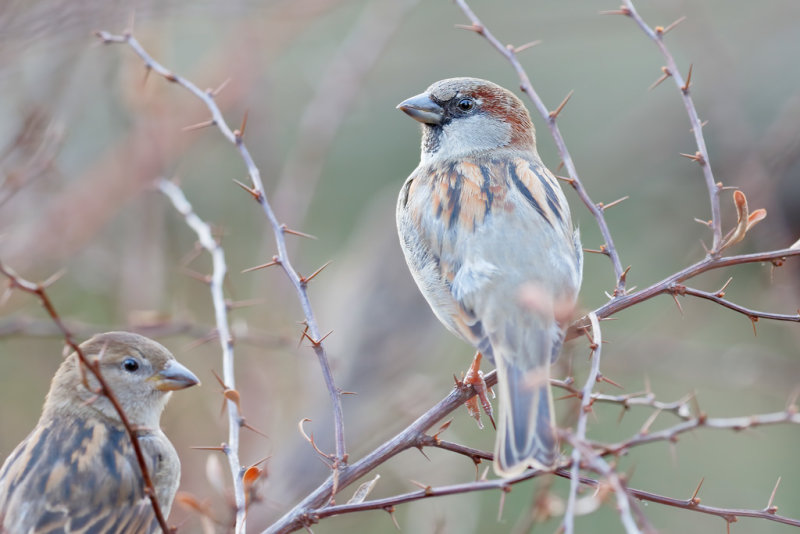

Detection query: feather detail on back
(0, 413), (178, 533)
(0, 332), (194, 533)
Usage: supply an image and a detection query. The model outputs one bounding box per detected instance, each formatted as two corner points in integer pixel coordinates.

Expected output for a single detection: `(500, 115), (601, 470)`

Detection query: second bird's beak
(151, 361), (200, 391)
(397, 93), (443, 125)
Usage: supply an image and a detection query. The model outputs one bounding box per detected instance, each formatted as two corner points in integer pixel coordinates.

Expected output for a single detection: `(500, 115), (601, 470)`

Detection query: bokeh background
(1, 0), (799, 532)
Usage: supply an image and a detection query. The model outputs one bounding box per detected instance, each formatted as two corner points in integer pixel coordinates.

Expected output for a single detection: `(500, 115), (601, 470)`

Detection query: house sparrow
(0, 331), (199, 532)
(396, 78), (582, 477)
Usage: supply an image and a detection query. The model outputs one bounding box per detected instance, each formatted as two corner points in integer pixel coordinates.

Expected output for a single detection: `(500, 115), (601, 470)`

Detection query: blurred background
(1, 0), (799, 532)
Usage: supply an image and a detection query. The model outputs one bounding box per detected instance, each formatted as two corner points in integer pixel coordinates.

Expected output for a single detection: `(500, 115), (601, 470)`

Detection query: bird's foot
(462, 352), (495, 430)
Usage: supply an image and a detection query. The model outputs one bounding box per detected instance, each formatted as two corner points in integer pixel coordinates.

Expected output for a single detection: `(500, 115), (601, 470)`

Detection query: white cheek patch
(428, 113), (511, 161)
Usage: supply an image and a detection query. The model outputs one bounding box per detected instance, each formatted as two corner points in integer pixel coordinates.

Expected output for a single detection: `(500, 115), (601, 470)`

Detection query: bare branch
(553, 469), (800, 529)
(589, 247), (800, 324)
(617, 1), (723, 253)
(594, 407), (800, 456)
(551, 378), (693, 420)
(158, 179), (246, 530)
(564, 313), (641, 533)
(262, 370), (500, 534)
(96, 28), (348, 472)
(671, 284), (800, 324)
(287, 460), (800, 530)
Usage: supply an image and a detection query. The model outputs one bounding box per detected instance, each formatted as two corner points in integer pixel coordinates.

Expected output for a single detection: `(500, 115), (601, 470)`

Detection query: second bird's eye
(122, 358), (139, 372)
(457, 98), (474, 112)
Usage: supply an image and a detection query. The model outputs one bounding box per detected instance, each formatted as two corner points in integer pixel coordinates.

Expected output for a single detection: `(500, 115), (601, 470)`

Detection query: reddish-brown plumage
(470, 84), (534, 148)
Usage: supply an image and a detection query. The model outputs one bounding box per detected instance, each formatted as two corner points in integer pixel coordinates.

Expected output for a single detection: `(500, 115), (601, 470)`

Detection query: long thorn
(182, 119), (216, 132)
(512, 40), (541, 53)
(682, 64), (693, 93)
(598, 195), (630, 211)
(689, 477), (705, 505)
(302, 260), (332, 284)
(765, 476), (781, 513)
(662, 15), (687, 35)
(232, 178), (262, 201)
(282, 225), (318, 240)
(648, 67), (671, 90)
(241, 258), (280, 273)
(211, 77), (231, 97)
(549, 90), (574, 120)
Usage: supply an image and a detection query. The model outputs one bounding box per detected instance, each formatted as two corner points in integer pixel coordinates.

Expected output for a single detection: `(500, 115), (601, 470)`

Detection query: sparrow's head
(398, 77), (535, 162)
(44, 331), (199, 428)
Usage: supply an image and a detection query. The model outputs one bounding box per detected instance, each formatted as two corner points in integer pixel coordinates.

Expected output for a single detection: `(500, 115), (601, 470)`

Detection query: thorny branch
(280, 402), (800, 530)
(0, 264), (172, 532)
(305, 464), (800, 529)
(158, 179), (247, 532)
(612, 1), (723, 254)
(453, 0), (800, 318)
(558, 469), (800, 530)
(265, 361), (800, 533)
(453, 0), (627, 296)
(440, 1), (799, 532)
(88, 2), (800, 533)
(262, 370), (499, 534)
(594, 406), (800, 456)
(95, 29), (348, 470)
(551, 377), (694, 420)
(672, 284), (800, 325)
(564, 313), (642, 534)
(590, 247), (800, 325)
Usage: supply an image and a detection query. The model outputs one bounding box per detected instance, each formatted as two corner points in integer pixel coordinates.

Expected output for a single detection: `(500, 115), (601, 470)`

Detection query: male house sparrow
(396, 78), (582, 476)
(0, 331), (199, 532)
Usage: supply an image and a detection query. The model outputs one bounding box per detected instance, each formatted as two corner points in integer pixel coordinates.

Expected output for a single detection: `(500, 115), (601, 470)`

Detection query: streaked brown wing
(400, 155), (573, 347)
(0, 415), (164, 533)
(410, 156), (568, 233)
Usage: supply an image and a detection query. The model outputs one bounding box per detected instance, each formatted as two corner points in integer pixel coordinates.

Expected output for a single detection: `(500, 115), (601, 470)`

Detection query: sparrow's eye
(457, 98), (475, 112)
(122, 358), (140, 373)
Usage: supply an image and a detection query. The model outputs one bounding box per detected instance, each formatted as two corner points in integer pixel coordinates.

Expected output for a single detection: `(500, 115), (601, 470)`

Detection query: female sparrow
(396, 77), (582, 477)
(0, 331), (199, 532)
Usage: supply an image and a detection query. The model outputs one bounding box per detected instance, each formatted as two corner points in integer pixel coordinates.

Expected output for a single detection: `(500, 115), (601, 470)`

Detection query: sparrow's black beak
(151, 361), (200, 391)
(397, 92), (443, 125)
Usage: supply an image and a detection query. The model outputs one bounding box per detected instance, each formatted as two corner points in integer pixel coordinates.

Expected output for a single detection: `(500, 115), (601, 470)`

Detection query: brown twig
(0, 263), (171, 532)
(590, 247), (800, 322)
(293, 462), (800, 530)
(593, 407), (800, 457)
(670, 284), (800, 324)
(553, 469), (800, 529)
(262, 365), (800, 533)
(563, 313), (641, 533)
(453, 0), (627, 296)
(95, 28), (348, 473)
(428, 428), (800, 529)
(158, 179), (247, 531)
(262, 371), (500, 534)
(614, 1), (723, 253)
(551, 378), (693, 420)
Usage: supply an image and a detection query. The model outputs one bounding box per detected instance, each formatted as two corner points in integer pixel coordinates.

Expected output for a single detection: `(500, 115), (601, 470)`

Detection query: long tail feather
(493, 348), (556, 477)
